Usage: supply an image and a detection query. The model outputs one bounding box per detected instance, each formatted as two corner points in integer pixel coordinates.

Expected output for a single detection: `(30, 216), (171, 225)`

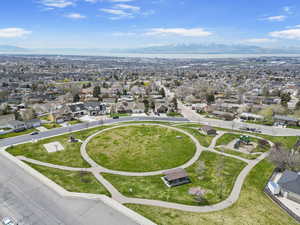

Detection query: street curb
(0, 150), (157, 225)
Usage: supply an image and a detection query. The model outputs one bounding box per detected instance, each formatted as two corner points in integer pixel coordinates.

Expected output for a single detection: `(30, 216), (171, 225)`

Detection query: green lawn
(87, 125), (196, 172)
(38, 115), (51, 121)
(0, 128), (38, 139)
(166, 112), (183, 117)
(68, 120), (82, 125)
(126, 160), (298, 225)
(180, 127), (214, 147)
(258, 135), (298, 149)
(103, 151), (246, 206)
(215, 147), (259, 160)
(174, 123), (203, 128)
(245, 120), (273, 126)
(216, 133), (241, 146)
(6, 125), (112, 168)
(42, 123), (61, 129)
(28, 163), (110, 196)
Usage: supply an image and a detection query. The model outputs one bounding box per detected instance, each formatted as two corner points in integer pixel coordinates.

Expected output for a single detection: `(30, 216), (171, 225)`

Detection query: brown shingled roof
(164, 168), (188, 181)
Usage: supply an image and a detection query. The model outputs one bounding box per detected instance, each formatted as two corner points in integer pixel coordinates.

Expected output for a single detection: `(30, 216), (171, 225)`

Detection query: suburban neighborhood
(0, 55), (299, 225)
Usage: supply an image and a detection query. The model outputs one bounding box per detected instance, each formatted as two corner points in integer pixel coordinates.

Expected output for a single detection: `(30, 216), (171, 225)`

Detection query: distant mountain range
(1, 44), (300, 55)
(118, 44), (300, 54)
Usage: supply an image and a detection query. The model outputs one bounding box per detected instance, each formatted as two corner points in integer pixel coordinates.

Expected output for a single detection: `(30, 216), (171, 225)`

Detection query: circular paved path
(81, 123), (204, 176)
(16, 122), (274, 213)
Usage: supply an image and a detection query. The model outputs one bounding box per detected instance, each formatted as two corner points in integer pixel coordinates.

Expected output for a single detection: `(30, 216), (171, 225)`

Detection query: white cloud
(0, 28), (32, 38)
(65, 13), (86, 19)
(100, 8), (131, 16)
(283, 6), (292, 14)
(39, 0), (74, 8)
(243, 38), (277, 44)
(142, 9), (155, 16)
(115, 4), (140, 12)
(145, 28), (212, 37)
(269, 29), (300, 40)
(263, 15), (286, 22)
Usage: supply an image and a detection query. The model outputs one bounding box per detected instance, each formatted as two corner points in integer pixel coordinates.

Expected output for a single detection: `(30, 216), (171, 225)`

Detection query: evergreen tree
(93, 86), (101, 98)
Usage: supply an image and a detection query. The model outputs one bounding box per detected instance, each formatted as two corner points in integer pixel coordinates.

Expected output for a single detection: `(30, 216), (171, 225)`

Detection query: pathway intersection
(13, 123), (274, 213)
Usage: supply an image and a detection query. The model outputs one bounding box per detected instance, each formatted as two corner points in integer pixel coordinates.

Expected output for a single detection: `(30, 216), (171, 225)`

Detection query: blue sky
(0, 0), (300, 49)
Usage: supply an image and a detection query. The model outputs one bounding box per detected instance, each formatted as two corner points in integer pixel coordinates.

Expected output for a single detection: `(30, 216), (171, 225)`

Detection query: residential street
(178, 101), (300, 136)
(0, 116), (188, 148)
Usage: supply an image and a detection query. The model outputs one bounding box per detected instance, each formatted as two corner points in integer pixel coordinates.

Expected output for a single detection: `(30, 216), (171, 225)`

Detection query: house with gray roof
(277, 170), (300, 204)
(273, 115), (299, 126)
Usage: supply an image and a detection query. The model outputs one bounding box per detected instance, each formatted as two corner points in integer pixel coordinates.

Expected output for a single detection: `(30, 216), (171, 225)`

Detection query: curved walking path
(80, 123), (204, 176)
(15, 122), (273, 213)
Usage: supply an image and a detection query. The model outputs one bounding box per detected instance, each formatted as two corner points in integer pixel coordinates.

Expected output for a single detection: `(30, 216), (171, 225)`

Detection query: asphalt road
(178, 102), (300, 136)
(0, 154), (141, 225)
(0, 116), (188, 148)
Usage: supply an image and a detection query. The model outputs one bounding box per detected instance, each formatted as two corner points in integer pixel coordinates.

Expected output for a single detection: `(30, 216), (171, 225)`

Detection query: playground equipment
(234, 135), (251, 149)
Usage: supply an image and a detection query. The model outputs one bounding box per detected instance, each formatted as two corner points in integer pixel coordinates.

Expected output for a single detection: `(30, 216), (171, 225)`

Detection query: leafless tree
(268, 143), (300, 171)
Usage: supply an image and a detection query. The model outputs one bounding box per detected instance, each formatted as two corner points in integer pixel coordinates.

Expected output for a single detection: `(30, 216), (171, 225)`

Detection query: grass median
(27, 162), (110, 196)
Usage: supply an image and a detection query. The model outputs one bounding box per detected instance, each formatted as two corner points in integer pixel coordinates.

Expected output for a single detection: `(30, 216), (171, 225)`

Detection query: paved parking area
(0, 154), (140, 225)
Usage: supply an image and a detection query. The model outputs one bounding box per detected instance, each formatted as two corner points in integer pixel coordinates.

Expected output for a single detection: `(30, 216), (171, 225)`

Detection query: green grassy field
(180, 127), (214, 147)
(166, 112), (183, 117)
(28, 163), (110, 196)
(258, 135), (298, 149)
(126, 160), (298, 225)
(87, 125), (196, 172)
(42, 123), (61, 129)
(68, 120), (82, 125)
(216, 133), (241, 146)
(103, 151), (246, 205)
(6, 126), (112, 168)
(215, 147), (259, 160)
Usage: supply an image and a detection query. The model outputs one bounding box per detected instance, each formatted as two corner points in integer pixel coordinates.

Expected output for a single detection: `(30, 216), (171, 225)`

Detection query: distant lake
(2, 51), (300, 59)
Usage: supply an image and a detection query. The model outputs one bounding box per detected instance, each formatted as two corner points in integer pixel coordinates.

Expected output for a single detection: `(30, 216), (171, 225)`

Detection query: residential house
(277, 170), (300, 204)
(85, 102), (107, 116)
(7, 120), (26, 132)
(0, 114), (15, 127)
(240, 112), (264, 121)
(212, 111), (235, 121)
(116, 102), (133, 114)
(26, 119), (41, 128)
(156, 104), (168, 113)
(132, 102), (145, 114)
(273, 115), (299, 126)
(68, 103), (87, 118)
